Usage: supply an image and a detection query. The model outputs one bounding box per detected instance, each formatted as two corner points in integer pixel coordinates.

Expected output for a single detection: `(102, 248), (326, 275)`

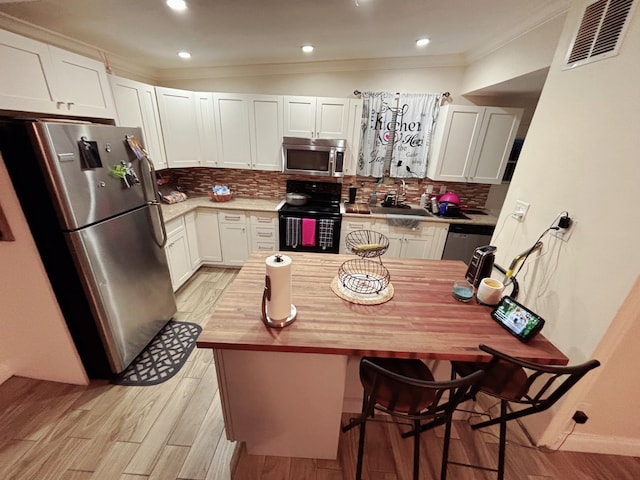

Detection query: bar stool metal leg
(441, 414), (453, 480)
(497, 400), (508, 480)
(412, 419), (420, 480)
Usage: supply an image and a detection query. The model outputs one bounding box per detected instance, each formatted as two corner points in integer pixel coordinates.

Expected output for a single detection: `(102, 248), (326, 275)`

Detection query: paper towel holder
(261, 274), (297, 328)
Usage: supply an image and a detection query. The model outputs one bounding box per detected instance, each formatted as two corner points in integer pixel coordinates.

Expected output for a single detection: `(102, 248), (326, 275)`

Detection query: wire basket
(208, 191), (232, 202)
(345, 230), (389, 258)
(338, 258), (390, 295)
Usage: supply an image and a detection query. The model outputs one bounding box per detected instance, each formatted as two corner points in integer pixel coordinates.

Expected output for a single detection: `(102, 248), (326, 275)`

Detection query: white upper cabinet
(214, 93), (283, 171)
(0, 29), (116, 119)
(109, 75), (168, 170)
(249, 95), (283, 171)
(344, 98), (364, 175)
(48, 46), (117, 118)
(427, 105), (522, 184)
(156, 86), (203, 168)
(195, 92), (218, 168)
(213, 93), (253, 169)
(284, 96), (349, 139)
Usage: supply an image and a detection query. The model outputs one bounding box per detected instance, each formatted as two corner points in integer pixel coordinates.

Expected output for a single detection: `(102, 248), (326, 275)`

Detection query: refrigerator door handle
(149, 201), (168, 249)
(134, 142), (167, 248)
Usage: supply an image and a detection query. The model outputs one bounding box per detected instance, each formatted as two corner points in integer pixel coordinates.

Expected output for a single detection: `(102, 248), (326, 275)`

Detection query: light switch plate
(511, 200), (530, 222)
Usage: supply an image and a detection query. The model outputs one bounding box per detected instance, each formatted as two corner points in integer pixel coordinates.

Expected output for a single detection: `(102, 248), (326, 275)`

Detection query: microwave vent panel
(564, 0), (636, 68)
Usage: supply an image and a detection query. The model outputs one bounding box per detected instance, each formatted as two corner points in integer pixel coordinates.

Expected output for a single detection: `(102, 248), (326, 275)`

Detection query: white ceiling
(0, 0), (570, 84)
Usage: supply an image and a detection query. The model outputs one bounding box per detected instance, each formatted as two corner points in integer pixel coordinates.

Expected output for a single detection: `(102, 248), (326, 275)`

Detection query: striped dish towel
(285, 217), (301, 247)
(318, 219), (335, 249)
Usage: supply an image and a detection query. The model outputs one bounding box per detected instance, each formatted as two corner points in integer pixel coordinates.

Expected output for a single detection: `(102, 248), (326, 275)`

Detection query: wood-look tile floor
(1, 266), (639, 480)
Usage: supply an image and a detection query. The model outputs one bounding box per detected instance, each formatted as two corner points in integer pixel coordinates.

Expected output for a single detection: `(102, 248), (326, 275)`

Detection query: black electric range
(278, 180), (342, 253)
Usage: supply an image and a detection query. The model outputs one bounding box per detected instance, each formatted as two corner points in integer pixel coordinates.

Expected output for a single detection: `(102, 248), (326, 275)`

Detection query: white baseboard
(559, 432), (640, 457)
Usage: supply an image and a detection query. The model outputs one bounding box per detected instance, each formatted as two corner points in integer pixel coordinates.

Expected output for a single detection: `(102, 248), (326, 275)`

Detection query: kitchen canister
(476, 277), (505, 305)
(262, 254), (297, 328)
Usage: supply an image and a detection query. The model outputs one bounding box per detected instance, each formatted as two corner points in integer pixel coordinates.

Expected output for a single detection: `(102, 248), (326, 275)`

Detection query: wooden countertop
(197, 252), (567, 365)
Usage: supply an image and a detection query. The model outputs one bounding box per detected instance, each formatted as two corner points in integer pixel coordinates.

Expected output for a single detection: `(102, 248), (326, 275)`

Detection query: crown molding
(155, 54), (466, 82)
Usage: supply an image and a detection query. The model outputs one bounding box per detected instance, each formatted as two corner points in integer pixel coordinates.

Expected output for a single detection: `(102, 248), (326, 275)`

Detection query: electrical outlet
(511, 200), (530, 222)
(439, 185), (447, 194)
(426, 184), (433, 194)
(551, 218), (576, 242)
(572, 410), (589, 424)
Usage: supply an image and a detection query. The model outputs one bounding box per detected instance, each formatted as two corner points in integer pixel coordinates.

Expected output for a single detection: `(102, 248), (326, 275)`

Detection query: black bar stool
(446, 344), (600, 480)
(342, 357), (485, 480)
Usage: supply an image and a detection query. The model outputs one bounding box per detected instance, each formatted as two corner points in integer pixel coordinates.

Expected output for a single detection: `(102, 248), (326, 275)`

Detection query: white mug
(476, 277), (505, 305)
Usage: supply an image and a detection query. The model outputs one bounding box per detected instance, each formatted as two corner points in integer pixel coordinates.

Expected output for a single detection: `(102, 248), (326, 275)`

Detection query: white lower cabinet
(184, 211), (201, 269)
(339, 218), (373, 254)
(196, 210), (223, 263)
(339, 217), (447, 260)
(371, 220), (448, 260)
(164, 208), (277, 288)
(218, 210), (250, 267)
(249, 211), (278, 253)
(164, 216), (193, 291)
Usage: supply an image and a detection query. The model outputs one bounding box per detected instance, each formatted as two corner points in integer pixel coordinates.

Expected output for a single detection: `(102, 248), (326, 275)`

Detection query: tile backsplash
(162, 168), (491, 209)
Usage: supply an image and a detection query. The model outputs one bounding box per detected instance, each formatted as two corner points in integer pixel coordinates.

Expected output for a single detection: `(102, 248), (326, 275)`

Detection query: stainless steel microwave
(282, 137), (346, 177)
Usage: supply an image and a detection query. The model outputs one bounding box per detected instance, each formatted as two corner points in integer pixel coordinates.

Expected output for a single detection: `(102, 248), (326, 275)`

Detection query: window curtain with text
(389, 93), (440, 178)
(357, 91), (395, 178)
(357, 92), (441, 178)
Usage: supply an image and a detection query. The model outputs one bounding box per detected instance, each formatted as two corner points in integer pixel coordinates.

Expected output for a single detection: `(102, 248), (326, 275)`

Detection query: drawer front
(253, 227), (276, 241)
(252, 241), (278, 252)
(250, 212), (278, 228)
(164, 216), (185, 237)
(218, 210), (246, 224)
(342, 220), (372, 231)
(388, 224), (433, 238)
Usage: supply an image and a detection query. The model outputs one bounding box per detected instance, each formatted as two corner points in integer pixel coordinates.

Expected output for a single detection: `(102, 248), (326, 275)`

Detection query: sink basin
(370, 206), (432, 217)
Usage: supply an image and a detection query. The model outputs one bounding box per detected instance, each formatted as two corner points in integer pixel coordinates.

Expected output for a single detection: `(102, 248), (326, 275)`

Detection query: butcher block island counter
(197, 252), (567, 460)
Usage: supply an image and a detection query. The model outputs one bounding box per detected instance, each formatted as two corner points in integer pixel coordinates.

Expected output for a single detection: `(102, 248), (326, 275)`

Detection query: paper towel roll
(265, 254), (293, 321)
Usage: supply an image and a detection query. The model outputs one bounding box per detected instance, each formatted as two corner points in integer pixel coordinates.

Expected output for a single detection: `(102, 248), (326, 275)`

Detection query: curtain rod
(353, 90), (450, 98)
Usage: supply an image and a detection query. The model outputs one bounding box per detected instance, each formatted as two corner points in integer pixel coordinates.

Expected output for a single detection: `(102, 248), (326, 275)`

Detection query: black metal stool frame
(342, 357), (485, 480)
(445, 343), (601, 480)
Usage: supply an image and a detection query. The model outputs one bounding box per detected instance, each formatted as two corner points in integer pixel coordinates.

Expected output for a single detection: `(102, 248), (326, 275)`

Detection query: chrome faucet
(397, 180), (406, 205)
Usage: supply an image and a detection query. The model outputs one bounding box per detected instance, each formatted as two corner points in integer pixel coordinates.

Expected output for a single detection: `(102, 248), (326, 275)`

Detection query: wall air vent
(565, 0), (636, 68)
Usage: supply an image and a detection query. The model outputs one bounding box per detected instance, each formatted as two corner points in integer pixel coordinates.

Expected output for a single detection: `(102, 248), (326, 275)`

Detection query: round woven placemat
(330, 275), (394, 305)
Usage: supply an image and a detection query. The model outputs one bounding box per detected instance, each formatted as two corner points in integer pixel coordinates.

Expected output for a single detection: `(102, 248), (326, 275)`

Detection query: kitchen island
(196, 252), (567, 459)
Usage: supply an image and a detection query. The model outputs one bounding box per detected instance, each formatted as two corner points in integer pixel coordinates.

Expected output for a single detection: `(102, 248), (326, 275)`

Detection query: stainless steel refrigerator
(0, 120), (177, 377)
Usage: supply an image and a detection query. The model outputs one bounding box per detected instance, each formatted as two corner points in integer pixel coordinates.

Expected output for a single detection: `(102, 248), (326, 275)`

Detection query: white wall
(155, 60), (471, 101)
(462, 13), (567, 95)
(489, 0), (640, 452)
(0, 154), (88, 385)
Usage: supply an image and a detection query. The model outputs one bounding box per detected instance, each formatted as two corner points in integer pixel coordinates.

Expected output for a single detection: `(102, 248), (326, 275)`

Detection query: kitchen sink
(370, 206), (432, 217)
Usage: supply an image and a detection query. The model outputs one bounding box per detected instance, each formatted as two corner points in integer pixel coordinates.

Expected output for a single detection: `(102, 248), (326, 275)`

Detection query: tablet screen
(491, 296), (544, 342)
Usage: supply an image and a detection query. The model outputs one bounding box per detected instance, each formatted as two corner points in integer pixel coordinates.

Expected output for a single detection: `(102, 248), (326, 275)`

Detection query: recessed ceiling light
(178, 51), (191, 59)
(416, 38), (430, 47)
(166, 0), (187, 11)
(301, 45), (315, 53)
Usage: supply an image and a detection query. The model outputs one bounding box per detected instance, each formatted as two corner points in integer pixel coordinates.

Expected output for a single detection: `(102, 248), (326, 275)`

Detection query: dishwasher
(441, 224), (495, 264)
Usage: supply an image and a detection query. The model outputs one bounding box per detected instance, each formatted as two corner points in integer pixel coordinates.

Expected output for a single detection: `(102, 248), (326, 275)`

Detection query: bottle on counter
(419, 192), (428, 208)
(430, 196), (439, 214)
